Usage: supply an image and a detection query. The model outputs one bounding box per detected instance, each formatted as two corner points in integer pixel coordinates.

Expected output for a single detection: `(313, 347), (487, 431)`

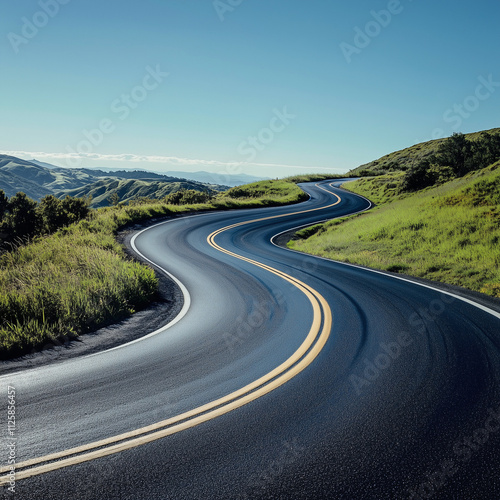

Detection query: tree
(61, 196), (90, 224)
(5, 192), (41, 238)
(39, 195), (65, 234)
(436, 133), (472, 176)
(38, 195), (90, 234)
(473, 132), (500, 168)
(0, 190), (7, 221)
(400, 159), (436, 192)
(108, 192), (120, 206)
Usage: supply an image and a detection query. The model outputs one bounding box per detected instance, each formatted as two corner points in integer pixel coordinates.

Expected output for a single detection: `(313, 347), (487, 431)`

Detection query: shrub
(164, 189), (213, 205)
(4, 192), (42, 239)
(400, 160), (436, 192)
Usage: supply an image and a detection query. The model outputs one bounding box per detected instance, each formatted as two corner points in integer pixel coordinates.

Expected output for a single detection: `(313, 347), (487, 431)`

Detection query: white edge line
(84, 216), (197, 357)
(0, 196), (319, 377)
(87, 192), (316, 357)
(87, 192), (326, 356)
(0, 215), (206, 378)
(272, 183), (500, 321)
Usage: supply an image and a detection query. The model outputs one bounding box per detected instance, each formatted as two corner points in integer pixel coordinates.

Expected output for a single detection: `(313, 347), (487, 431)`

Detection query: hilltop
(348, 127), (500, 177)
(290, 128), (500, 298)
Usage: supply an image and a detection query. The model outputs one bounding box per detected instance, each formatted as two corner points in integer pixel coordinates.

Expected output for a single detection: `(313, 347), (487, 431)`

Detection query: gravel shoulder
(0, 217), (184, 376)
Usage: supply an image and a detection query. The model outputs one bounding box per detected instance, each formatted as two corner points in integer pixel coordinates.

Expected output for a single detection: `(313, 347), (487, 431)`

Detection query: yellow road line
(0, 185), (340, 485)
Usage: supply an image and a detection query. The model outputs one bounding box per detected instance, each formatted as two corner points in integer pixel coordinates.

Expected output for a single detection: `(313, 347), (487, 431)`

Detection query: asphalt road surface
(1, 181), (500, 499)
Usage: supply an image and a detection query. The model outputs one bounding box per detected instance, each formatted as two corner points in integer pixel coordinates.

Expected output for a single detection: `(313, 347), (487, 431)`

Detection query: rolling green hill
(290, 160), (500, 298)
(342, 128), (500, 207)
(348, 127), (500, 177)
(0, 155), (226, 206)
(57, 178), (218, 207)
(0, 155), (98, 197)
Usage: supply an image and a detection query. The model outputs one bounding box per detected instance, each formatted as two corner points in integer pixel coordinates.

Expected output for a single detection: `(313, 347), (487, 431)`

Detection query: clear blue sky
(1, 0), (499, 178)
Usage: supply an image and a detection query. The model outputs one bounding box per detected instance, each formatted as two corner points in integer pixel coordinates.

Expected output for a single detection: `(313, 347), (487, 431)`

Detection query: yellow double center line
(0, 187), (340, 485)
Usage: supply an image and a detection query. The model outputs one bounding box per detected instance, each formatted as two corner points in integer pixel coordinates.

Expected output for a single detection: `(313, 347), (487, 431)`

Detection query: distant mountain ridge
(29, 159), (59, 170)
(80, 166), (269, 187)
(0, 155), (228, 207)
(57, 178), (223, 208)
(162, 170), (270, 187)
(0, 155), (100, 198)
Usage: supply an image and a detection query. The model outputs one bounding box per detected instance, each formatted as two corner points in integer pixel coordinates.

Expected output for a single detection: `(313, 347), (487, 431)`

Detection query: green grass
(290, 162), (500, 298)
(282, 173), (345, 183)
(0, 179), (308, 359)
(221, 179), (309, 204)
(348, 127), (500, 177)
(342, 172), (406, 205)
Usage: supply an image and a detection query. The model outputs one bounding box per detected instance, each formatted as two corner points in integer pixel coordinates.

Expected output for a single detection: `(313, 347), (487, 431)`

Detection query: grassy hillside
(282, 173), (345, 183)
(222, 179), (308, 203)
(344, 129), (500, 206)
(0, 178), (308, 359)
(348, 127), (500, 177)
(289, 162), (500, 298)
(0, 170), (50, 200)
(341, 172), (406, 205)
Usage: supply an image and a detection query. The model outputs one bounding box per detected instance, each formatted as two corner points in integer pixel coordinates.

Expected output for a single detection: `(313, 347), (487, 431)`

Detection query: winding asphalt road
(2, 181), (500, 499)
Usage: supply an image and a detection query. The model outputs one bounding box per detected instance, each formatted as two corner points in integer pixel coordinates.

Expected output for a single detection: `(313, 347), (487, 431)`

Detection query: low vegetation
(0, 179), (309, 359)
(0, 193), (90, 244)
(290, 161), (500, 298)
(348, 127), (500, 177)
(283, 173), (345, 183)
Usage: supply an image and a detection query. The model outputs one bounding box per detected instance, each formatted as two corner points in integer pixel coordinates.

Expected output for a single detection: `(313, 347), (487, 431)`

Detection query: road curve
(1, 180), (500, 499)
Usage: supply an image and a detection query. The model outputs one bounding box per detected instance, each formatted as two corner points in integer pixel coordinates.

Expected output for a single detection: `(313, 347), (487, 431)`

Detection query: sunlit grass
(0, 179), (309, 358)
(290, 163), (500, 298)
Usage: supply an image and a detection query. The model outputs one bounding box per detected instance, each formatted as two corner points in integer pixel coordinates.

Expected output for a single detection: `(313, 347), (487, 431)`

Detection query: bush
(400, 160), (436, 192)
(400, 131), (500, 193)
(0, 193), (91, 243)
(4, 192), (42, 239)
(436, 132), (472, 176)
(164, 189), (213, 205)
(0, 191), (7, 220)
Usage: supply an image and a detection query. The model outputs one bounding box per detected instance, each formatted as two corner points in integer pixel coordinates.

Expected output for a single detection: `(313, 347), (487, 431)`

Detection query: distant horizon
(4, 0), (500, 182)
(4, 1), (498, 181)
(0, 149), (345, 179)
(2, 124), (500, 180)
